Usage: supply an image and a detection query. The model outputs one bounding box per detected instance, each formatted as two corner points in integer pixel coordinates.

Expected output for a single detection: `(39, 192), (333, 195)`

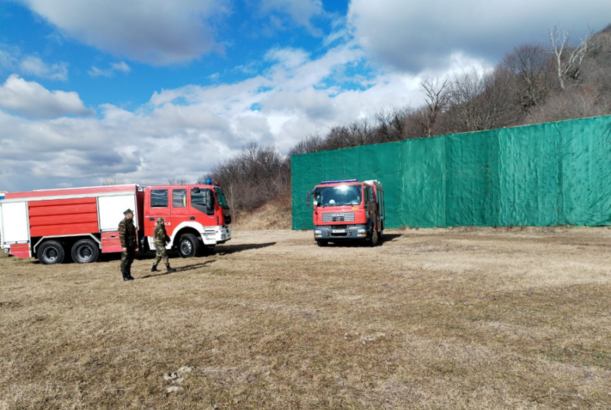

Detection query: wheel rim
(44, 248), (58, 262)
(181, 240), (193, 255)
(77, 245), (93, 261)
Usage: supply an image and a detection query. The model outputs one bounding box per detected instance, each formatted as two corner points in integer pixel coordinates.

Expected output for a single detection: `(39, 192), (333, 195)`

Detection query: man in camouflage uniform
(151, 217), (176, 273)
(119, 209), (137, 281)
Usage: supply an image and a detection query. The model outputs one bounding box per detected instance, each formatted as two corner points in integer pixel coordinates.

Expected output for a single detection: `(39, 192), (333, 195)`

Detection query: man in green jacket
(119, 209), (137, 281)
(151, 217), (176, 273)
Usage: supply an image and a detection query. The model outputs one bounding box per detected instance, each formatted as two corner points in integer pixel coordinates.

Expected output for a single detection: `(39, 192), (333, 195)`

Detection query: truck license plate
(332, 229), (346, 234)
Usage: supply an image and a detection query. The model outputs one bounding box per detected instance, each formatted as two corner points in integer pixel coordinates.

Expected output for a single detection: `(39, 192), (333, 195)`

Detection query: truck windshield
(215, 188), (230, 209)
(314, 184), (362, 207)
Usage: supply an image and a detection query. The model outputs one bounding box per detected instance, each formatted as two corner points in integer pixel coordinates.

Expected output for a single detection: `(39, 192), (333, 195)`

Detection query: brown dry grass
(1, 228), (611, 409)
(232, 202), (292, 231)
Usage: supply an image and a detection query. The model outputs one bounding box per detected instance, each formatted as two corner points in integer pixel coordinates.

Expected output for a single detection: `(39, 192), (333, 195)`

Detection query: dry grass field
(1, 228), (611, 409)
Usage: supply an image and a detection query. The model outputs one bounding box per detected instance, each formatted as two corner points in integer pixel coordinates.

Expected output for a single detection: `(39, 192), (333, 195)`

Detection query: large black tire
(367, 229), (379, 247)
(38, 240), (65, 265)
(178, 233), (201, 258)
(316, 240), (328, 247)
(71, 239), (99, 264)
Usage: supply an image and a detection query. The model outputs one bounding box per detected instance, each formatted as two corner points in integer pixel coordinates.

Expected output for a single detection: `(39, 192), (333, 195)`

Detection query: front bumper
(202, 226), (232, 245)
(314, 224), (368, 240)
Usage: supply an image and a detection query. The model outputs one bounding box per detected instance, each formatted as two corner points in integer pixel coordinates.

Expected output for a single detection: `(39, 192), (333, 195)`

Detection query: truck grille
(322, 212), (355, 223)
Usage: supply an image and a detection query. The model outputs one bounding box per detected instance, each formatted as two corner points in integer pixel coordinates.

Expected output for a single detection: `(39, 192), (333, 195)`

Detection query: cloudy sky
(0, 0), (609, 192)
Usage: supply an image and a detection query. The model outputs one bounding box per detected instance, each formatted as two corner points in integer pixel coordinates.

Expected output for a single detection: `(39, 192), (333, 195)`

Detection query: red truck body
(308, 179), (385, 246)
(0, 183), (231, 264)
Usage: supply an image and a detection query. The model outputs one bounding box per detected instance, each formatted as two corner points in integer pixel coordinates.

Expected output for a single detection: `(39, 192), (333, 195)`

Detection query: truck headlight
(314, 230), (321, 234)
(358, 229), (366, 233)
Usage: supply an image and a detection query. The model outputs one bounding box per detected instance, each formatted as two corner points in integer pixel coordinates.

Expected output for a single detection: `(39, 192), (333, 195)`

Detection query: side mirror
(313, 200), (318, 207)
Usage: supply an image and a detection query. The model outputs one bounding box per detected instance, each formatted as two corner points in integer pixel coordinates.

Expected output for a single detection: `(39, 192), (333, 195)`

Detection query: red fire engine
(307, 179), (385, 246)
(0, 182), (231, 264)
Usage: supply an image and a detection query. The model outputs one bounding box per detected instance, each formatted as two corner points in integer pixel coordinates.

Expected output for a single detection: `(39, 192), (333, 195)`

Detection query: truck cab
(143, 181), (232, 257)
(308, 179), (385, 247)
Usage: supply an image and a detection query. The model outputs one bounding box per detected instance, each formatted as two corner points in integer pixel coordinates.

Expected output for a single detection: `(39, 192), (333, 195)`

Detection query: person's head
(124, 209), (134, 220)
(157, 217), (165, 225)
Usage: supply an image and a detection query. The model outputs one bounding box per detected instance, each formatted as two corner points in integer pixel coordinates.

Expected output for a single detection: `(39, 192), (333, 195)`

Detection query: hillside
(204, 25), (611, 227)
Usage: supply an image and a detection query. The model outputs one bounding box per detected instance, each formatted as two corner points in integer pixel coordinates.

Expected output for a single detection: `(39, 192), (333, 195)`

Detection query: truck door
(147, 188), (170, 235)
(189, 187), (216, 227)
(365, 186), (377, 231)
(170, 188), (189, 234)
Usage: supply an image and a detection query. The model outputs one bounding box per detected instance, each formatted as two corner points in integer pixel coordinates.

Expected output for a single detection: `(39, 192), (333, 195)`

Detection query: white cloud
(0, 36), (491, 192)
(347, 0), (611, 72)
(20, 56), (68, 81)
(17, 0), (230, 65)
(88, 61), (132, 78)
(260, 0), (324, 32)
(0, 46), (69, 80)
(0, 75), (92, 118)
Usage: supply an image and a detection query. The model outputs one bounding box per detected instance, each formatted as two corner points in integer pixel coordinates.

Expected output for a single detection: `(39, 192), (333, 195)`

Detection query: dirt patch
(1, 228), (611, 409)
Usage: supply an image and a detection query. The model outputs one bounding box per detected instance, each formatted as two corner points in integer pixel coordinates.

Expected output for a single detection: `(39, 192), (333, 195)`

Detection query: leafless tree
(102, 177), (121, 186)
(548, 26), (596, 90)
(421, 77), (451, 136)
(288, 133), (323, 156)
(502, 44), (554, 111)
(168, 177), (189, 185)
(445, 68), (521, 133)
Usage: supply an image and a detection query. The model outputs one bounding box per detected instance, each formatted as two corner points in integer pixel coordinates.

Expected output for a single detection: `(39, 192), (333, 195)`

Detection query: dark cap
(123, 209), (134, 215)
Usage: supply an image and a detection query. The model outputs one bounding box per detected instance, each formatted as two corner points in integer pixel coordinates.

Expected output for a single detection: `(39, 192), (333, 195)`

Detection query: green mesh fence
(291, 115), (611, 230)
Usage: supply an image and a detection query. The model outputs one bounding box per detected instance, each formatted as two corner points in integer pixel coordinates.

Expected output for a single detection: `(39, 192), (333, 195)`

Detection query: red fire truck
(0, 182), (231, 264)
(307, 179), (385, 247)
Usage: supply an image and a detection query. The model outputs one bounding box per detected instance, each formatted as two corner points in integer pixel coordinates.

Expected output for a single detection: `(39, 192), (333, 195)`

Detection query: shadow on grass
(326, 234), (402, 247)
(216, 242), (276, 255)
(381, 234), (402, 242)
(138, 260), (217, 279)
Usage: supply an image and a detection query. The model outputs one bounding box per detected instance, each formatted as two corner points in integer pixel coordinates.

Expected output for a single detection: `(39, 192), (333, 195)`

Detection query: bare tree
(445, 68), (521, 133)
(502, 44), (554, 111)
(288, 133), (323, 156)
(548, 26), (596, 90)
(168, 177), (189, 185)
(421, 77), (451, 136)
(102, 177), (121, 186)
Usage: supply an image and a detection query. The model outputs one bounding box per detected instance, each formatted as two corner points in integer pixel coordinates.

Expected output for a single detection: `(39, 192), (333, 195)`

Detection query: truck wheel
(178, 233), (200, 258)
(316, 240), (328, 247)
(38, 240), (65, 265)
(367, 229), (379, 247)
(71, 239), (99, 264)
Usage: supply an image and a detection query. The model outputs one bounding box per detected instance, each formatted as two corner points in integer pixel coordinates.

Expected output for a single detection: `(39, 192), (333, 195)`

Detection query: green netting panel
(561, 116), (611, 225)
(400, 137), (446, 228)
(498, 122), (562, 226)
(291, 115), (611, 230)
(445, 130), (500, 227)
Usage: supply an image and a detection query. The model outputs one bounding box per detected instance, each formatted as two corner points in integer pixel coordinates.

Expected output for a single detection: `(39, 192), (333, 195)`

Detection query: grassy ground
(1, 227), (610, 409)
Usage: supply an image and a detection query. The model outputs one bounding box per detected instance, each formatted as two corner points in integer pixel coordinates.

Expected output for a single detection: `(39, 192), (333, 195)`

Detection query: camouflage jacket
(154, 225), (170, 245)
(118, 218), (137, 248)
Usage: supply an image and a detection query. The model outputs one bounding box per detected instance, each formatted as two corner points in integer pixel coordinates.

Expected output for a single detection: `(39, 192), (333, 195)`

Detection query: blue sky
(0, 0), (609, 192)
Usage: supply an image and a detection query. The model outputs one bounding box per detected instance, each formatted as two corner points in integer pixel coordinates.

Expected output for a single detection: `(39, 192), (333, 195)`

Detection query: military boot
(166, 265), (176, 273)
(123, 274), (133, 281)
(151, 265), (160, 272)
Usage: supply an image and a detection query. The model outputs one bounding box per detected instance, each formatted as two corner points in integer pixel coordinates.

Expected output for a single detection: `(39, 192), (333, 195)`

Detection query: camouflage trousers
(152, 243), (169, 268)
(120, 247), (136, 277)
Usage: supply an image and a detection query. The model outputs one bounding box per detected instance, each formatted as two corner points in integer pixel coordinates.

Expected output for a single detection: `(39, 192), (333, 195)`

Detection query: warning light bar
(320, 179), (359, 185)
